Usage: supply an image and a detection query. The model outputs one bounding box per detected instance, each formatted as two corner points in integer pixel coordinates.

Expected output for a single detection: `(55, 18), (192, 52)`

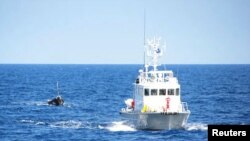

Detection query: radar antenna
(145, 36), (165, 71)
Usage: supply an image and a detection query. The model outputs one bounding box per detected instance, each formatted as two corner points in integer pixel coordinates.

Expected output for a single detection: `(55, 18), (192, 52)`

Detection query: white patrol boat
(120, 37), (190, 130)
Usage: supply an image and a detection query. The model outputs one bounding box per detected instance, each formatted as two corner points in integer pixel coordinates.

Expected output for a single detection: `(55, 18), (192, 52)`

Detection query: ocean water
(0, 64), (249, 141)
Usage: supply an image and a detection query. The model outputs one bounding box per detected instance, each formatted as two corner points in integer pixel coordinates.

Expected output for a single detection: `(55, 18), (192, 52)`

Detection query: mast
(143, 9), (149, 79)
(144, 9), (146, 48)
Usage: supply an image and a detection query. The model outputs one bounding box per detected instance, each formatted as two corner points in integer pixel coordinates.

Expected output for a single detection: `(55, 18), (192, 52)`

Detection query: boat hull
(120, 111), (190, 130)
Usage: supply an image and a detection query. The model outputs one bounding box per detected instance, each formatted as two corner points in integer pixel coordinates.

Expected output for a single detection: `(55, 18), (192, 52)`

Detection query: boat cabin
(133, 70), (183, 113)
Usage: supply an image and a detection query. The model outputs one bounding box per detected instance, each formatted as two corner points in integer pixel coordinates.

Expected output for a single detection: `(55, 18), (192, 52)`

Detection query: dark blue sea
(0, 64), (249, 141)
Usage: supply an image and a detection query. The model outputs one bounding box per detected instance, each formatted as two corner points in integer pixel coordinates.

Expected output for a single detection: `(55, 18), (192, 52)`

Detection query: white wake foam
(20, 119), (46, 125)
(20, 119), (35, 123)
(34, 101), (49, 106)
(20, 101), (48, 106)
(20, 100), (72, 108)
(100, 121), (136, 132)
(21, 119), (85, 129)
(185, 123), (208, 131)
(50, 120), (83, 129)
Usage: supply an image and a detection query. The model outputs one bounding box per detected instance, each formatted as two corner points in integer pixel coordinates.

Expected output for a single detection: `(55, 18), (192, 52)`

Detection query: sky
(0, 0), (250, 64)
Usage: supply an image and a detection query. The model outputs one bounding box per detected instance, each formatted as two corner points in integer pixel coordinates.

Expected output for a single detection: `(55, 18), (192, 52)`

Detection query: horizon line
(0, 63), (249, 65)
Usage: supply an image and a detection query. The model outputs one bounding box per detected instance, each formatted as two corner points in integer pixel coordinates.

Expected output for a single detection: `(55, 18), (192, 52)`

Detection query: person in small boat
(48, 96), (64, 106)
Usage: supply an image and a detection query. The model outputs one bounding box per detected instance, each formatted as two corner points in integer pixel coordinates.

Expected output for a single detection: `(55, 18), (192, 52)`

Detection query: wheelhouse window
(159, 89), (166, 96)
(168, 89), (174, 95)
(144, 88), (149, 96)
(176, 88), (180, 96)
(151, 89), (157, 96)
